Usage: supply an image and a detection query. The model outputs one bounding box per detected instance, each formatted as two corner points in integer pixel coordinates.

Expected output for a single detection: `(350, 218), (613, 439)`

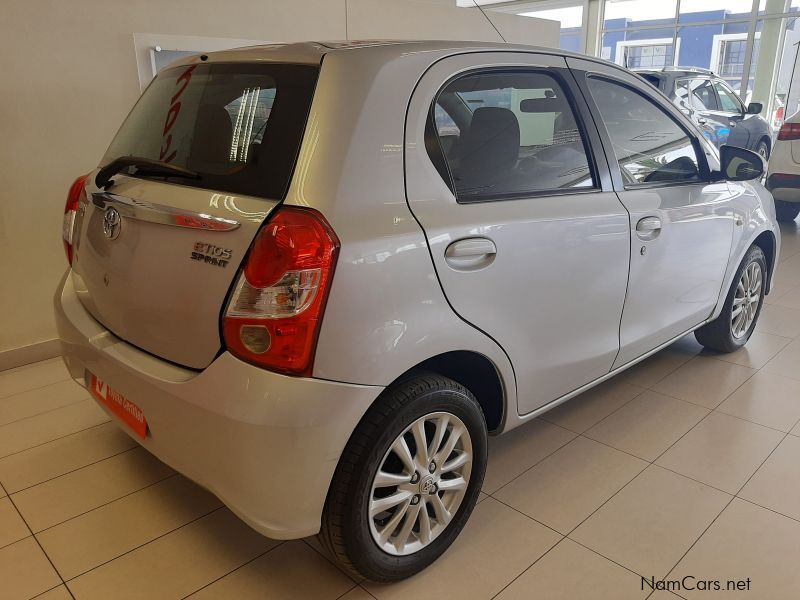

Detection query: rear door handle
(445, 237), (496, 270)
(636, 216), (662, 241)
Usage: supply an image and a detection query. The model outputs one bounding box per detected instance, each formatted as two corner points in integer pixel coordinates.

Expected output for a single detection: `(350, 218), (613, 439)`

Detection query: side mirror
(746, 102), (763, 115)
(714, 145), (764, 182)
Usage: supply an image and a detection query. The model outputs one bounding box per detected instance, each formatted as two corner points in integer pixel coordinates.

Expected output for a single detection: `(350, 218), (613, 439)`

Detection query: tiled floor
(2, 221), (800, 600)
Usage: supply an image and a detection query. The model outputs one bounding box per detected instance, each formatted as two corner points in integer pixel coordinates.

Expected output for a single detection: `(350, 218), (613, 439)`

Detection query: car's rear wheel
(319, 374), (487, 582)
(775, 199), (800, 222)
(695, 245), (766, 353)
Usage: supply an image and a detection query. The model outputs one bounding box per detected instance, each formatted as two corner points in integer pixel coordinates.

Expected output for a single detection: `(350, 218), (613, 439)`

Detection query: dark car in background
(637, 67), (774, 160)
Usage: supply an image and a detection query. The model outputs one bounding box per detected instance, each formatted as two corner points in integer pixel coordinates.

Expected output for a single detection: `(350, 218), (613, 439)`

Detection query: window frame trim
(585, 74), (713, 191)
(426, 65), (603, 205)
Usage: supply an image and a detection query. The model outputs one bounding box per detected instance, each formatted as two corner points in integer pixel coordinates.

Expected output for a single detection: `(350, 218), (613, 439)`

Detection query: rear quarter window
(103, 63), (319, 199)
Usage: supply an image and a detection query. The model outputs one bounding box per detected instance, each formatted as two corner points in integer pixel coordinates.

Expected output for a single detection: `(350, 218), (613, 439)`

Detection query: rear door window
(430, 70), (595, 202)
(103, 63), (318, 199)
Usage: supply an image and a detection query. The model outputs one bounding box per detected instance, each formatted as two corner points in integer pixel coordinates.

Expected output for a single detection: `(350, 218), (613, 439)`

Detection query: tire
(775, 199), (800, 223)
(695, 245), (767, 353)
(756, 139), (770, 162)
(319, 374), (488, 582)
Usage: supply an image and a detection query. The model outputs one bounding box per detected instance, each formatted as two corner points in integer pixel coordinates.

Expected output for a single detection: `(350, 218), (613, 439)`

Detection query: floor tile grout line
(62, 505), (227, 585)
(488, 535), (568, 599)
(0, 395), (92, 430)
(487, 495), (572, 539)
(177, 539), (286, 600)
(487, 384), (654, 498)
(0, 477), (73, 597)
(0, 418), (112, 461)
(537, 382), (649, 436)
(571, 352), (699, 439)
(559, 462), (653, 540)
(30, 583), (74, 599)
(734, 495), (800, 527)
(0, 375), (83, 401)
(301, 537), (360, 584)
(355, 584), (379, 599)
(491, 389), (698, 504)
(660, 425), (796, 585)
(0, 374), (73, 402)
(567, 536), (673, 586)
(30, 471), (179, 536)
(481, 423), (577, 496)
(645, 367), (758, 411)
(644, 350), (766, 467)
(3, 443), (139, 496)
(333, 584), (359, 599)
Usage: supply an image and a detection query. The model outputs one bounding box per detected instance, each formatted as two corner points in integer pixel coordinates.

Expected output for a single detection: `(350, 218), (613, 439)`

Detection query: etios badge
(103, 207), (122, 240)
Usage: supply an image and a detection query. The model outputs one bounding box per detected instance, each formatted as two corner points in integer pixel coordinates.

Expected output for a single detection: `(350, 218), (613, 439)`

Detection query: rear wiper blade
(95, 156), (200, 188)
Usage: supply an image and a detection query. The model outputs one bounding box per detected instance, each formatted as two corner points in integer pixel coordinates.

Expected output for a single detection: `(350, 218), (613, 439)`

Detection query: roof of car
(164, 40), (630, 73)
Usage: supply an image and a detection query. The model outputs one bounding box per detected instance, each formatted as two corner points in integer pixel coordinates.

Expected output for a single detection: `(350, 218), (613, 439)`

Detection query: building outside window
(712, 33), (761, 80)
(616, 40), (676, 68)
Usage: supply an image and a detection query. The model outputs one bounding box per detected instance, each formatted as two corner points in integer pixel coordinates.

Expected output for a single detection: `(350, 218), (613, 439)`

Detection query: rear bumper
(53, 271), (383, 539)
(766, 173), (800, 203)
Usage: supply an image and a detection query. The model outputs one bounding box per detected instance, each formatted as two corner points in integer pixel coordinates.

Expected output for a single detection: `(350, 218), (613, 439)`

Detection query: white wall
(0, 0), (557, 358)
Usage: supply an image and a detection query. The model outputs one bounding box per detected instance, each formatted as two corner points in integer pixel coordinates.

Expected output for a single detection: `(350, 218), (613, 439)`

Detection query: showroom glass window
(588, 77), (702, 185)
(431, 70), (595, 202)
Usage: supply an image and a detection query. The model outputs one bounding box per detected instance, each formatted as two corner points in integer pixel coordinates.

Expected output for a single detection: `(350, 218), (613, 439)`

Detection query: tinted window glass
(676, 79), (718, 111)
(715, 82), (743, 113)
(431, 70), (594, 202)
(104, 63), (318, 199)
(588, 77), (701, 186)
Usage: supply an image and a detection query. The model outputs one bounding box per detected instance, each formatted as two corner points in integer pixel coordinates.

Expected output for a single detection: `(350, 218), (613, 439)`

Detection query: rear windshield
(103, 62), (319, 199)
(639, 74), (662, 88)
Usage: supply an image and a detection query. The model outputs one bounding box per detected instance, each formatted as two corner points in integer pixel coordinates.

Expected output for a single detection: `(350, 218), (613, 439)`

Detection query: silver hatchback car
(55, 41), (779, 582)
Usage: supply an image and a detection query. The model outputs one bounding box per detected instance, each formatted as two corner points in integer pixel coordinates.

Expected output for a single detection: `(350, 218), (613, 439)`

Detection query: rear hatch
(70, 60), (319, 369)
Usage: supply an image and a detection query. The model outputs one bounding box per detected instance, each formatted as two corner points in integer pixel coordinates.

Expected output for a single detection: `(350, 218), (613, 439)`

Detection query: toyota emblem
(103, 207), (122, 240)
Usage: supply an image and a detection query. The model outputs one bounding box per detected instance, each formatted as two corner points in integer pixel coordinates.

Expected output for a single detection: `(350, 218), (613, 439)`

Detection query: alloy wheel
(731, 261), (762, 339)
(368, 411), (472, 556)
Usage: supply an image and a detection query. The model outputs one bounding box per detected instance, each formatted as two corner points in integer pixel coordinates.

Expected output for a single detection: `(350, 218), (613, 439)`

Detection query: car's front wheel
(775, 199), (800, 223)
(319, 374), (487, 582)
(756, 139), (770, 162)
(695, 245), (766, 353)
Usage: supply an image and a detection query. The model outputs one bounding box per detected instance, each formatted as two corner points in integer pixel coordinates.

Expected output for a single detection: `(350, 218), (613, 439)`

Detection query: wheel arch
(758, 135), (772, 156)
(391, 351), (507, 433)
(753, 229), (777, 293)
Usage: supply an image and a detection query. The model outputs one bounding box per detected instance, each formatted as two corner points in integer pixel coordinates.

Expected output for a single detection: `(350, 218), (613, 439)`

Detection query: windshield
(103, 62), (318, 199)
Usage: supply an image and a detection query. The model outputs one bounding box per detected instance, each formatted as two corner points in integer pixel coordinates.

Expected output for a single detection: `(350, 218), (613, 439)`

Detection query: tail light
(778, 122), (800, 141)
(63, 174), (90, 265)
(223, 207), (340, 376)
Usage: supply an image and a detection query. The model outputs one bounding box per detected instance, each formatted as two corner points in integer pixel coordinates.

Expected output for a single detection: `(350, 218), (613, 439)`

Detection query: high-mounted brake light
(223, 207), (340, 376)
(778, 122), (800, 141)
(63, 174), (90, 265)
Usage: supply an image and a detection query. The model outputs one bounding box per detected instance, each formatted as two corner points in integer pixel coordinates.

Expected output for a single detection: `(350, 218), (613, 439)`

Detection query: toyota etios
(55, 41), (779, 582)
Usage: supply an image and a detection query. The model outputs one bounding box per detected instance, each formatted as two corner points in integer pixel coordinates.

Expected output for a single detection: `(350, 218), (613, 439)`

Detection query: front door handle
(445, 237), (497, 270)
(636, 216), (662, 241)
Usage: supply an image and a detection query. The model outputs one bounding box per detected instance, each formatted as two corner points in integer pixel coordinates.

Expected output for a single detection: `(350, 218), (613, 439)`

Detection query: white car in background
(767, 111), (800, 222)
